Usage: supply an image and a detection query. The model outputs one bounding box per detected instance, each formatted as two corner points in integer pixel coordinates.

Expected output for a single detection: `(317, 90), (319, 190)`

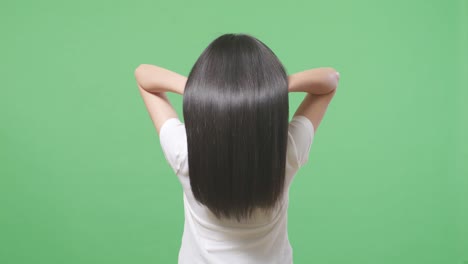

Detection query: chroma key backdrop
(1, 0), (467, 263)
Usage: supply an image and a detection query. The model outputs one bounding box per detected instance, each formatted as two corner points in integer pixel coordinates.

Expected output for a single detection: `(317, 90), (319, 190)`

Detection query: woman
(134, 33), (340, 264)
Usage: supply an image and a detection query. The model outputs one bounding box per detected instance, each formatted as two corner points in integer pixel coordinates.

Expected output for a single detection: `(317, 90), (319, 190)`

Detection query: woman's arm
(288, 67), (340, 134)
(134, 64), (187, 95)
(288, 67), (339, 94)
(134, 64), (185, 135)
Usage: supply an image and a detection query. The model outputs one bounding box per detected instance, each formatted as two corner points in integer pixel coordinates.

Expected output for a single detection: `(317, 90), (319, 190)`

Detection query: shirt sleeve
(288, 115), (315, 168)
(159, 117), (188, 174)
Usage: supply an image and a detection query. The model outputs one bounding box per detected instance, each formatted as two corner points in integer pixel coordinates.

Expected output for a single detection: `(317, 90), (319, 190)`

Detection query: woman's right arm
(287, 67), (339, 94)
(288, 67), (340, 134)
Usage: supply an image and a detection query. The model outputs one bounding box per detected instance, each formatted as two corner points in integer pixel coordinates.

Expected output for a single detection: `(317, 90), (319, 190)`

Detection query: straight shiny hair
(182, 33), (289, 221)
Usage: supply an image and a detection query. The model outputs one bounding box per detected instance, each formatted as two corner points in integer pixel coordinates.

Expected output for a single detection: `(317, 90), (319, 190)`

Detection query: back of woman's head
(183, 33), (289, 221)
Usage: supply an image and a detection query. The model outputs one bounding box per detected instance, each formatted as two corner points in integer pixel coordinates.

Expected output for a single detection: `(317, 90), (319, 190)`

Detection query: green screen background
(1, 0), (466, 263)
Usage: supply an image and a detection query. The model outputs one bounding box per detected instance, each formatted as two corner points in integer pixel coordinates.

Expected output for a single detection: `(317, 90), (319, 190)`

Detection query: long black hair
(182, 33), (289, 221)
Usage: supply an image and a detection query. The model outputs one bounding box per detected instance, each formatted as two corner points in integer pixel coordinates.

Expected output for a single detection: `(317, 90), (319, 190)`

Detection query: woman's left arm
(134, 64), (187, 135)
(134, 64), (186, 95)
